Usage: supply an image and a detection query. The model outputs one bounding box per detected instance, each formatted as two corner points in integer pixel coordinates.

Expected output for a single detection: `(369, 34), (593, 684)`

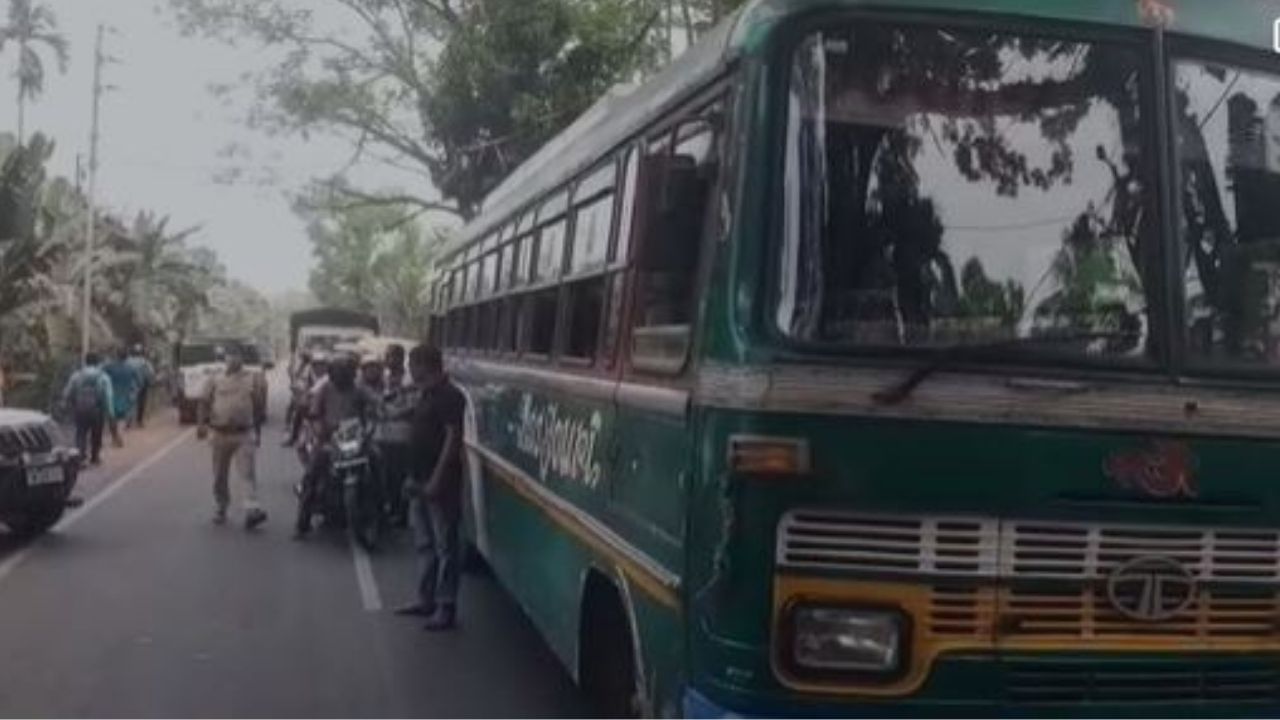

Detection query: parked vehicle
(0, 409), (80, 538)
(290, 308), (379, 360)
(171, 338), (266, 425)
(428, 1), (1280, 715)
(333, 418), (380, 550)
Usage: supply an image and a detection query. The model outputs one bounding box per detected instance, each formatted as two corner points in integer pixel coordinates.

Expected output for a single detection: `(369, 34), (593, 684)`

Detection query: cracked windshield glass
(1, 1), (1280, 719)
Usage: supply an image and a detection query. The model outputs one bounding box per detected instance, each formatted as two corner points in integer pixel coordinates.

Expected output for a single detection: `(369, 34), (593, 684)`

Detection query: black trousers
(410, 496), (461, 609)
(287, 404), (306, 444)
(75, 410), (105, 463)
(134, 383), (149, 426)
(378, 442), (410, 519)
(295, 448), (330, 533)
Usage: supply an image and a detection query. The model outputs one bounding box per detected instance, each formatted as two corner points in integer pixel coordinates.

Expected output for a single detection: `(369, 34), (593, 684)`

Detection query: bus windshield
(1177, 59), (1280, 368)
(777, 22), (1155, 361)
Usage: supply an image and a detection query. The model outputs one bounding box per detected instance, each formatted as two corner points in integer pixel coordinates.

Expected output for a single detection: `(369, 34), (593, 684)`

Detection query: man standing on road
(127, 345), (155, 429)
(198, 344), (268, 530)
(283, 352), (329, 448)
(380, 344), (414, 527)
(394, 344), (466, 631)
(62, 352), (113, 466)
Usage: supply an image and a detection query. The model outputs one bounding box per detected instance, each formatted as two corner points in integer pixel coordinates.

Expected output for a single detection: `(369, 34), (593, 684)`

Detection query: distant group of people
(200, 340), (466, 632)
(62, 346), (156, 465)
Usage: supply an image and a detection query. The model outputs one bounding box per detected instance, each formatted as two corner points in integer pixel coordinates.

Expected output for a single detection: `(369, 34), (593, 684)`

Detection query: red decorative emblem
(1103, 441), (1198, 499)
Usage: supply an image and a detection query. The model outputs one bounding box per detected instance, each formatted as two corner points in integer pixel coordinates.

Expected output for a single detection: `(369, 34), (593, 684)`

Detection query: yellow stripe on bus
(470, 442), (682, 611)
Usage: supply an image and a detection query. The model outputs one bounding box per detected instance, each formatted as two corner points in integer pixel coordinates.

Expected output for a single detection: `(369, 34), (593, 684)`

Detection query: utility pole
(81, 24), (107, 362)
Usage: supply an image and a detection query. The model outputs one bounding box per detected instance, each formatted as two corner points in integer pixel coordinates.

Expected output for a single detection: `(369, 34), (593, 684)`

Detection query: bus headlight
(790, 605), (904, 675)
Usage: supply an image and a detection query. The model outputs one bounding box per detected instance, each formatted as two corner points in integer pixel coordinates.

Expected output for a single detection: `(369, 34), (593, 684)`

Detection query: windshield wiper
(871, 331), (1140, 407)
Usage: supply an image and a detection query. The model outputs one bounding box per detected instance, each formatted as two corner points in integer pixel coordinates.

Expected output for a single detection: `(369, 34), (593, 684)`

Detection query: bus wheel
(580, 576), (640, 718)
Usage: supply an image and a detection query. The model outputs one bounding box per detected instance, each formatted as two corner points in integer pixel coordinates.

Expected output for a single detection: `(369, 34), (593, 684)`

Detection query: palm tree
(116, 212), (211, 345)
(0, 0), (68, 144)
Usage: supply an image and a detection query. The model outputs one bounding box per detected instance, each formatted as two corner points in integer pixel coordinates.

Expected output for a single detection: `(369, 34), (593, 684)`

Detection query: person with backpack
(62, 353), (114, 466)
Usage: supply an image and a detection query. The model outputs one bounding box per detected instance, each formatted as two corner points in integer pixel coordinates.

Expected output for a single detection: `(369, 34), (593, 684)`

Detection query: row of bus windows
(434, 96), (723, 373)
(437, 275), (624, 366)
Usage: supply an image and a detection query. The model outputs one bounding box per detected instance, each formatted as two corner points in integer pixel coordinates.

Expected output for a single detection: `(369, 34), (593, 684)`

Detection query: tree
(369, 226), (444, 337)
(0, 131), (246, 409)
(169, 0), (746, 219)
(0, 0), (67, 144)
(298, 186), (445, 337)
(198, 278), (273, 342)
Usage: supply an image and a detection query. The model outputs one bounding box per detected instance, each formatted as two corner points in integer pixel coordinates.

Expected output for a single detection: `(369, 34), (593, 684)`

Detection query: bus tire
(579, 574), (641, 718)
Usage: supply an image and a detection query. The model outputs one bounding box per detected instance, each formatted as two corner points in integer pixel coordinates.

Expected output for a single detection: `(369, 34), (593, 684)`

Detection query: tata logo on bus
(1103, 441), (1199, 500)
(511, 394), (604, 489)
(1105, 556), (1197, 622)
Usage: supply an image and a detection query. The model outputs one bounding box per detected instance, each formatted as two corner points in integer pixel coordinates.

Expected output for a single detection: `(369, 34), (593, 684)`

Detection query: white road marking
(0, 429), (195, 585)
(350, 537), (383, 612)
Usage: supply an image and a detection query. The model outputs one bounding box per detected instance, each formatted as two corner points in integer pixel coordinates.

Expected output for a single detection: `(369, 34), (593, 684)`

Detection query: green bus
(431, 0), (1280, 715)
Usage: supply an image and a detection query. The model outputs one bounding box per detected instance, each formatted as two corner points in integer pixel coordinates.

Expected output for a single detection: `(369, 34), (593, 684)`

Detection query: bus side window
(632, 116), (719, 373)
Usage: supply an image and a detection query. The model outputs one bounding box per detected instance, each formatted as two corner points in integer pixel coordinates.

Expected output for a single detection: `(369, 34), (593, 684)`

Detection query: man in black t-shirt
(394, 344), (466, 631)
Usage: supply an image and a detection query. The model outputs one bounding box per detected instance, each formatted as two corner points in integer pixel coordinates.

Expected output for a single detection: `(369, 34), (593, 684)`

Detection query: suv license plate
(27, 464), (63, 487)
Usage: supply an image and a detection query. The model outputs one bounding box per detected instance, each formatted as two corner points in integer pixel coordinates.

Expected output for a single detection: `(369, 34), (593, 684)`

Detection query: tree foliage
(297, 185), (445, 338)
(0, 133), (257, 409)
(169, 0), (748, 219)
(0, 0), (67, 143)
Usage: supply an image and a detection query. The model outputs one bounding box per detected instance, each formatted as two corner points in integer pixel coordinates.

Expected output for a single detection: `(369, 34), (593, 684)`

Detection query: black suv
(0, 409), (80, 538)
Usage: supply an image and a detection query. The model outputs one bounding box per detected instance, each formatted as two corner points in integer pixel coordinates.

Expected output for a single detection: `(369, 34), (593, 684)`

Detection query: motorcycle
(297, 418), (381, 549)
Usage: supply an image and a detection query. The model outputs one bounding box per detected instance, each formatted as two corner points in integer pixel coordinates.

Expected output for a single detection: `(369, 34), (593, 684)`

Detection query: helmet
(329, 353), (358, 390)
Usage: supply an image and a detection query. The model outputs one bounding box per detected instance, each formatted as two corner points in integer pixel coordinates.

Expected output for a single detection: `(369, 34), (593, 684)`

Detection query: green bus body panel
(614, 408), (691, 547)
(457, 372), (688, 714)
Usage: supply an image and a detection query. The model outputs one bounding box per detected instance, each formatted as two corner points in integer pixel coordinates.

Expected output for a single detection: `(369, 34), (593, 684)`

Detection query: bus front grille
(927, 585), (1280, 643)
(777, 510), (1280, 584)
(1003, 658), (1280, 705)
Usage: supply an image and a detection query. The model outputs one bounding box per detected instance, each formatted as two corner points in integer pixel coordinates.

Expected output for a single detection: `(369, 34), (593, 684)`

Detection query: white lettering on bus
(512, 393), (603, 489)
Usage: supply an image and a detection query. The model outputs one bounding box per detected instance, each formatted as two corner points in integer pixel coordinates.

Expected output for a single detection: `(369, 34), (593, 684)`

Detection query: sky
(0, 0), (426, 295)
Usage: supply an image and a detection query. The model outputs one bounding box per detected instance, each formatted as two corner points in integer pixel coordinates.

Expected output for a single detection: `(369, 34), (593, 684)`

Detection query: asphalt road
(0, 399), (586, 718)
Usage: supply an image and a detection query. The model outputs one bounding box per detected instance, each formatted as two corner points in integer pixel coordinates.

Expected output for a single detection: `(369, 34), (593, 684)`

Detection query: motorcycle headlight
(337, 440), (361, 455)
(786, 605), (905, 676)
